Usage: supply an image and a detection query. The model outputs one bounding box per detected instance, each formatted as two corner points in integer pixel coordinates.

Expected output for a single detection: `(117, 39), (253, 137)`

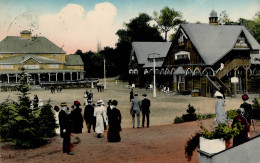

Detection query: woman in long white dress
(214, 91), (227, 125)
(94, 99), (107, 138)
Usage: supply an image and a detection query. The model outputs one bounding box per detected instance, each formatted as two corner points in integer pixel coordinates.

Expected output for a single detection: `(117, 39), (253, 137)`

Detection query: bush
(0, 68), (58, 148)
(227, 109), (238, 120)
(197, 113), (216, 120)
(252, 98), (260, 119)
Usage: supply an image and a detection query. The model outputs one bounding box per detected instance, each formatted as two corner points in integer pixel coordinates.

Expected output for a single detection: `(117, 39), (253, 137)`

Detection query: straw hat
(214, 91), (223, 98)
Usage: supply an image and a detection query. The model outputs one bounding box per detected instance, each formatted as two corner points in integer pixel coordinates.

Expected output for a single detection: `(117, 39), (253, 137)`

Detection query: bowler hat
(134, 93), (138, 96)
(142, 94), (147, 97)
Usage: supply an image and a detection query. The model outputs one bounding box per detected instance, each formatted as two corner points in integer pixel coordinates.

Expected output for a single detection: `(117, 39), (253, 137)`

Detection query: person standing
(58, 102), (74, 155)
(130, 93), (141, 128)
(84, 100), (96, 133)
(107, 100), (122, 142)
(94, 99), (107, 138)
(33, 94), (39, 108)
(232, 108), (250, 146)
(71, 101), (83, 134)
(38, 99), (43, 109)
(83, 90), (89, 105)
(141, 94), (151, 128)
(130, 88), (134, 102)
(88, 90), (93, 102)
(214, 91), (227, 125)
(240, 94), (252, 125)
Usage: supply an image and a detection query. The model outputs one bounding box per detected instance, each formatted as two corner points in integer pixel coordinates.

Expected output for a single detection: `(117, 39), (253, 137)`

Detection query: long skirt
(95, 115), (104, 134)
(108, 127), (121, 142)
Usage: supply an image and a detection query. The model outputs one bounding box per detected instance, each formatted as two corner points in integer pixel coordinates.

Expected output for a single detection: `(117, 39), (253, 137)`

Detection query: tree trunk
(164, 31), (168, 42)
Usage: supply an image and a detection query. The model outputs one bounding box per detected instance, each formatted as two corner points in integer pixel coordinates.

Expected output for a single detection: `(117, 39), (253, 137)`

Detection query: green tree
(153, 6), (185, 41)
(219, 10), (231, 25)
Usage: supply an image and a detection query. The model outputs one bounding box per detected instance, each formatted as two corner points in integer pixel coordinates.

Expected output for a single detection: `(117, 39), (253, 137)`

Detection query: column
(16, 74), (18, 83)
(56, 73), (58, 81)
(234, 66), (239, 98)
(77, 72), (79, 80)
(38, 74), (41, 83)
(48, 73), (51, 82)
(70, 72), (72, 81)
(7, 74), (9, 83)
(173, 74), (177, 92)
(63, 72), (65, 81)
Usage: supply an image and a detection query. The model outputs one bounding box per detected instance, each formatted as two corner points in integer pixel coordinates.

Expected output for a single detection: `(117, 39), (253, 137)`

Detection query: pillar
(77, 72), (79, 80)
(56, 73), (58, 81)
(7, 74), (9, 83)
(38, 74), (41, 83)
(173, 74), (177, 92)
(70, 72), (72, 81)
(63, 72), (65, 81)
(16, 74), (18, 83)
(48, 73), (51, 82)
(234, 66), (239, 98)
(244, 66), (250, 93)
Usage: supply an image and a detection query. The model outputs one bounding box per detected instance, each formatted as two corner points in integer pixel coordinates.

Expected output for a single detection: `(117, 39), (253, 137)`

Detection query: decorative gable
(23, 58), (41, 65)
(178, 29), (188, 46)
(234, 33), (249, 49)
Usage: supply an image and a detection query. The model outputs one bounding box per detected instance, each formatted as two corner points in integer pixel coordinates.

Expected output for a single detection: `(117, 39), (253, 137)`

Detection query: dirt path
(2, 119), (260, 163)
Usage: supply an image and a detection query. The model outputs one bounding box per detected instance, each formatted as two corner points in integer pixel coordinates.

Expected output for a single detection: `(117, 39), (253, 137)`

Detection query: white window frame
(24, 65), (40, 69)
(49, 64), (59, 68)
(0, 65), (13, 69)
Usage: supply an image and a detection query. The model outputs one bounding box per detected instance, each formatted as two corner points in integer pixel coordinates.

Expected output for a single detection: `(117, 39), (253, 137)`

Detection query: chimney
(20, 30), (32, 39)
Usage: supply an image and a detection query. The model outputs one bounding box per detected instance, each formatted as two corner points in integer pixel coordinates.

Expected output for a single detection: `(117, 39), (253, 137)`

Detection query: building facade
(129, 10), (260, 97)
(0, 30), (85, 86)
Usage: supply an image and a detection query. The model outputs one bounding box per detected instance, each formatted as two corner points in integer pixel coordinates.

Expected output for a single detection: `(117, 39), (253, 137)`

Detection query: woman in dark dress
(71, 100), (83, 133)
(107, 100), (122, 142)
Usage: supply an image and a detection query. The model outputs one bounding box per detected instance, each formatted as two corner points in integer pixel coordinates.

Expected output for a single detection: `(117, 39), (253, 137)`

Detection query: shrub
(252, 98), (260, 119)
(227, 109), (238, 120)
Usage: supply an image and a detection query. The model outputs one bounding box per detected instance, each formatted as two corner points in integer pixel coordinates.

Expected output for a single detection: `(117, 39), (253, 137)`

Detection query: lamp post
(104, 59), (106, 89)
(148, 53), (160, 98)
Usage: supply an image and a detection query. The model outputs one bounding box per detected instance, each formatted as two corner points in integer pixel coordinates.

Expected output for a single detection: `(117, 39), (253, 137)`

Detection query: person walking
(130, 93), (141, 128)
(83, 90), (89, 105)
(240, 94), (252, 125)
(214, 91), (227, 125)
(141, 94), (151, 128)
(130, 88), (134, 102)
(33, 94), (39, 108)
(88, 90), (93, 102)
(58, 102), (74, 155)
(107, 100), (122, 142)
(71, 101), (83, 134)
(84, 100), (96, 133)
(94, 99), (107, 138)
(232, 108), (250, 146)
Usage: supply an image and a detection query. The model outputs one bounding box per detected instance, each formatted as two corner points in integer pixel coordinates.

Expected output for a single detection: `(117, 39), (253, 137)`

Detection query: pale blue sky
(0, 0), (259, 53)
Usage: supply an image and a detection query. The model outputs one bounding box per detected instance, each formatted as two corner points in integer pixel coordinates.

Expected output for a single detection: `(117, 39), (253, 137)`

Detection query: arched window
(144, 69), (148, 75)
(134, 69), (138, 75)
(193, 67), (201, 76)
(202, 67), (215, 76)
(171, 68), (175, 75)
(160, 69), (164, 75)
(129, 69), (133, 74)
(165, 68), (170, 75)
(186, 68), (193, 76)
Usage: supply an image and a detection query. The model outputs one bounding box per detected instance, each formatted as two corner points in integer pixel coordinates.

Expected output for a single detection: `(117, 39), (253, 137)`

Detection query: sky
(0, 0), (259, 54)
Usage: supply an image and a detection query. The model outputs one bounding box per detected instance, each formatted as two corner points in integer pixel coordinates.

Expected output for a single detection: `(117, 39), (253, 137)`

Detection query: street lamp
(148, 53), (160, 98)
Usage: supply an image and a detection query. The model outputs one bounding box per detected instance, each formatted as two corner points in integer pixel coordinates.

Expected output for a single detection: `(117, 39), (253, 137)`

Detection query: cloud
(38, 3), (118, 54)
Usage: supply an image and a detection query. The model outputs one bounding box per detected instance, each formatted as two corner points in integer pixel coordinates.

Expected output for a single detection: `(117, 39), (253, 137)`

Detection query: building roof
(66, 55), (84, 66)
(173, 66), (185, 75)
(0, 69), (84, 75)
(20, 30), (31, 34)
(0, 54), (64, 64)
(0, 36), (66, 54)
(132, 42), (172, 67)
(143, 61), (164, 68)
(210, 10), (217, 17)
(180, 24), (260, 65)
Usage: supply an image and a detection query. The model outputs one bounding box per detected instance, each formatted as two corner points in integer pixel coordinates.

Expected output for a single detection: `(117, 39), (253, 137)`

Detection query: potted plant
(185, 123), (241, 161)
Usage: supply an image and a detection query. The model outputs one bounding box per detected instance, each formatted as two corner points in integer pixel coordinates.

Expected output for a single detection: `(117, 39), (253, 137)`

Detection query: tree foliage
(153, 6), (185, 41)
(219, 10), (231, 25)
(0, 68), (58, 148)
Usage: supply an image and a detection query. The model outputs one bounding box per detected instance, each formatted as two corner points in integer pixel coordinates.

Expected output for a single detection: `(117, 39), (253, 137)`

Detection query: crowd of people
(214, 91), (253, 147)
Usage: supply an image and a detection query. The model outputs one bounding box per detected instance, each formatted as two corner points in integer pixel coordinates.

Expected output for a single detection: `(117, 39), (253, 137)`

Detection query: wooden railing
(216, 59), (250, 79)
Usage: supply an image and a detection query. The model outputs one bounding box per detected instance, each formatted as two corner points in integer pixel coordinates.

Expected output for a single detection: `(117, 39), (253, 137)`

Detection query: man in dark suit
(141, 94), (151, 128)
(59, 102), (74, 155)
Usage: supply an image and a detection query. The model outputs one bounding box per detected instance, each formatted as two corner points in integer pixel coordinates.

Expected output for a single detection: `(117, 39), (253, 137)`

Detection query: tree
(115, 13), (163, 79)
(219, 10), (231, 25)
(153, 6), (185, 41)
(239, 10), (260, 43)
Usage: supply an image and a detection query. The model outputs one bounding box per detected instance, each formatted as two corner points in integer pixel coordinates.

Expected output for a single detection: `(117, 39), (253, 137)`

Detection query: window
(0, 54), (3, 58)
(193, 68), (201, 76)
(24, 65), (40, 69)
(0, 65), (13, 69)
(49, 64), (59, 68)
(186, 69), (193, 76)
(53, 54), (59, 57)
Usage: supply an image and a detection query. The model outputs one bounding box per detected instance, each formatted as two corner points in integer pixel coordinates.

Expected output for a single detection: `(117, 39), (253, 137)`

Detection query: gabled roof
(173, 66), (185, 75)
(180, 24), (260, 65)
(0, 54), (64, 64)
(132, 42), (172, 67)
(66, 55), (84, 66)
(0, 36), (66, 54)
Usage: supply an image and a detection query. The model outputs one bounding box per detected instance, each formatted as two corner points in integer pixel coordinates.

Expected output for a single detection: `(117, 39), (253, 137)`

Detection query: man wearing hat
(141, 94), (151, 128)
(84, 100), (96, 133)
(130, 93), (141, 128)
(240, 94), (252, 125)
(58, 102), (74, 155)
